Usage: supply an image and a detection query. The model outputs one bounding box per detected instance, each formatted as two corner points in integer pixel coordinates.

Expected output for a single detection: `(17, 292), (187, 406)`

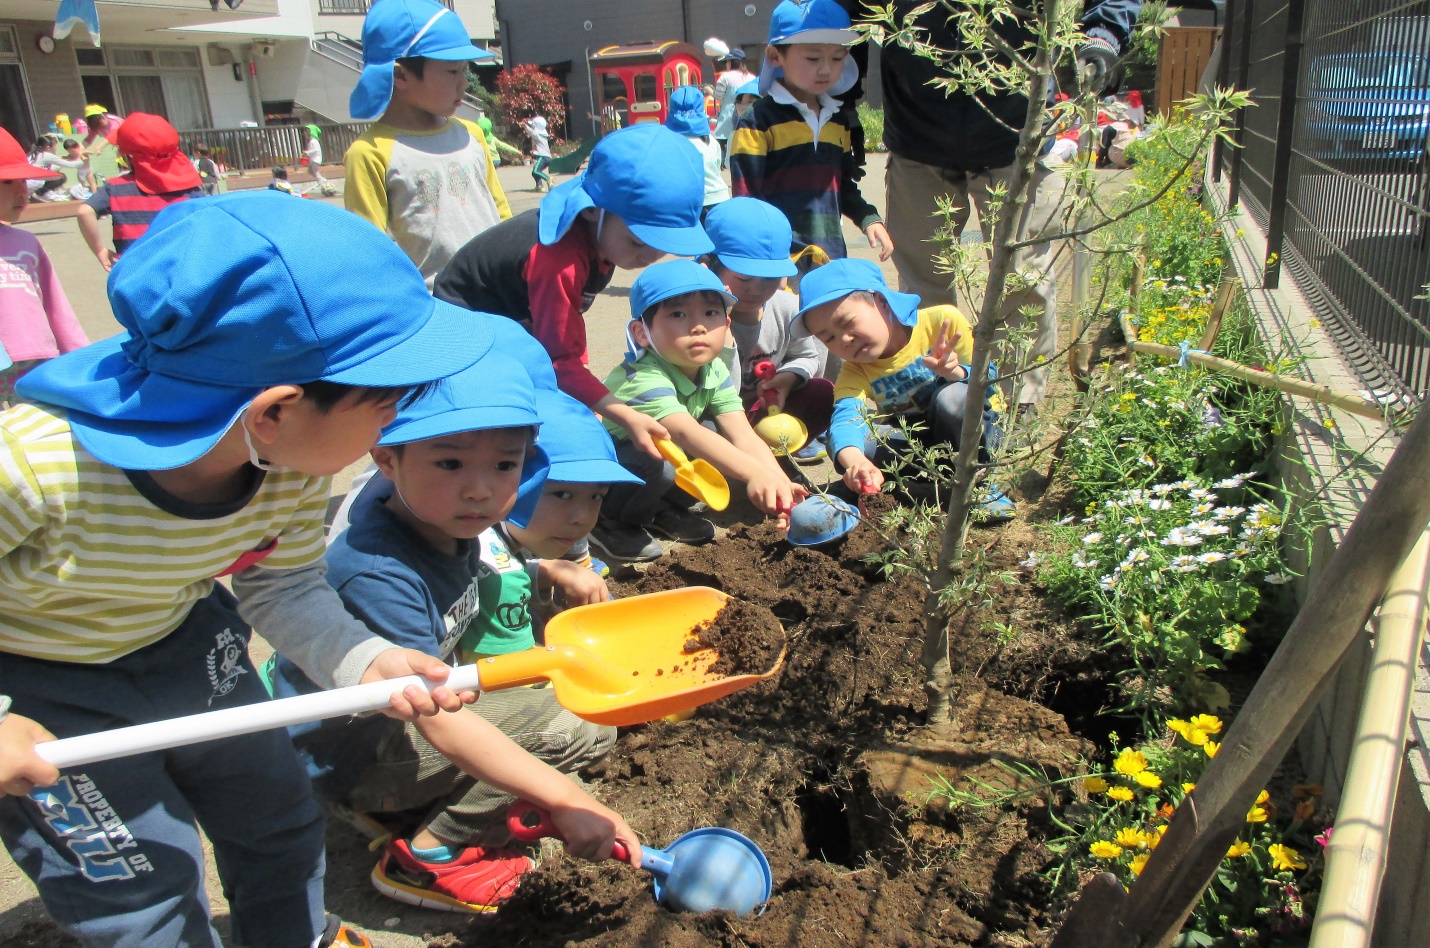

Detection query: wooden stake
(1197, 276), (1240, 351)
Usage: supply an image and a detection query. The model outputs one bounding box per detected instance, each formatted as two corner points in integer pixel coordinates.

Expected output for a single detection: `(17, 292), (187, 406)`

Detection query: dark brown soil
(466, 515), (1098, 948)
(685, 598), (785, 678)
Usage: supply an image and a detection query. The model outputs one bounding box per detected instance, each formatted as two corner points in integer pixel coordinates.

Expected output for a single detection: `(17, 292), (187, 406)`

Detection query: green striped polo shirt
(0, 403), (330, 663)
(601, 350), (744, 440)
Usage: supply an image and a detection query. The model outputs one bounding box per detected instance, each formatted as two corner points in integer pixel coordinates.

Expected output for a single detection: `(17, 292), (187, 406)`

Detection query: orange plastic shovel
(656, 439), (731, 511)
(35, 588), (785, 768)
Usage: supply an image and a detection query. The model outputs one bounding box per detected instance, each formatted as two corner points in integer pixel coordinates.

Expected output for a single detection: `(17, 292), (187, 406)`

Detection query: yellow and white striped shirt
(0, 403), (330, 663)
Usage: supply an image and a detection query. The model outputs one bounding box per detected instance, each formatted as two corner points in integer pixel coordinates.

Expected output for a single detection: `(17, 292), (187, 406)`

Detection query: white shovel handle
(34, 665), (485, 769)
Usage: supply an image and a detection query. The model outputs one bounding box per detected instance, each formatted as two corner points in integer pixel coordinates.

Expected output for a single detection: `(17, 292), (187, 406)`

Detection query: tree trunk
(921, 2), (1060, 731)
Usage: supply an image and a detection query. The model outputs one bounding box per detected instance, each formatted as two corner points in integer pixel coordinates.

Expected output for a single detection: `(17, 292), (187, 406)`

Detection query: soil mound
(472, 518), (1094, 947)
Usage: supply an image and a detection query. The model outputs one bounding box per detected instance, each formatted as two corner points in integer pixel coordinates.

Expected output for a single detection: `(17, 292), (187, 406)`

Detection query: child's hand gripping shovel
(506, 802), (772, 916)
(655, 439), (730, 511)
(34, 588), (785, 769)
(750, 361), (808, 455)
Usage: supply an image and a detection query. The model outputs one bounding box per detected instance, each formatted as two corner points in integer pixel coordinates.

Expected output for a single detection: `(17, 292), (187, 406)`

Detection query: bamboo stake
(1119, 311), (1390, 422)
(1053, 404), (1430, 948)
(1124, 255), (1146, 367)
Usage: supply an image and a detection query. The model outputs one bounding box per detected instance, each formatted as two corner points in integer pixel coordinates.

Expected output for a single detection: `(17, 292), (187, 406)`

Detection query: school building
(0, 0), (496, 146)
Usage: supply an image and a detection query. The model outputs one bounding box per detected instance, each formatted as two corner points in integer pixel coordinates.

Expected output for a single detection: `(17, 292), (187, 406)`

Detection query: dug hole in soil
(469, 499), (1103, 948)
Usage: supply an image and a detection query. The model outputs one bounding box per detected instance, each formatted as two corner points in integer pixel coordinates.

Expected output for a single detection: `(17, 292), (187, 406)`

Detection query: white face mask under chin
(242, 423), (283, 472)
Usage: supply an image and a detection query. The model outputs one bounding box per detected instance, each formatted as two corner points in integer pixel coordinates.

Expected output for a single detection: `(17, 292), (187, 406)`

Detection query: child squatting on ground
(594, 259), (807, 562)
(271, 357), (638, 916)
(791, 258), (1017, 519)
(75, 112), (203, 272)
(434, 123), (713, 462)
(345, 0), (510, 284)
(700, 197), (834, 462)
(0, 129), (90, 406)
(0, 193), (515, 948)
(730, 0), (893, 271)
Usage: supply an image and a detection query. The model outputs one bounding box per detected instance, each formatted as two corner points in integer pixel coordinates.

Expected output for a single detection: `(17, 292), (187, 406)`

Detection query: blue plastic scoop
(507, 802), (772, 916)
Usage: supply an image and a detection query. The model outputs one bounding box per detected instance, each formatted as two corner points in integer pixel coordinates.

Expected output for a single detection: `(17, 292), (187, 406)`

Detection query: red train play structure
(590, 41), (716, 132)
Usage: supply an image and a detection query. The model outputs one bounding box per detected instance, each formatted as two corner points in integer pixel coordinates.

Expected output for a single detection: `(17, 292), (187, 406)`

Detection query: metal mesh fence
(1226, 0), (1430, 404)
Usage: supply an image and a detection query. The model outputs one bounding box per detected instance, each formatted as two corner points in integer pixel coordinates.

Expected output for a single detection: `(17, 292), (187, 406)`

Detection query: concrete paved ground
(0, 154), (904, 945)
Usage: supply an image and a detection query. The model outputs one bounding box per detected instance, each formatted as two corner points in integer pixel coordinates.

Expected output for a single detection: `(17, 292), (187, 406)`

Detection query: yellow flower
(1168, 719), (1208, 746)
(1129, 852), (1150, 876)
(1107, 786), (1135, 802)
(1182, 783), (1197, 795)
(1268, 843), (1307, 871)
(1309, 319), (1322, 329)
(1113, 749), (1149, 776)
(1135, 771), (1163, 789)
(1090, 841), (1123, 859)
(1255, 790), (1270, 805)
(1325, 417), (1337, 429)
(1204, 741), (1220, 758)
(1226, 840), (1252, 858)
(1246, 806), (1269, 823)
(1084, 776), (1110, 794)
(1115, 827), (1148, 849)
(1189, 714), (1223, 735)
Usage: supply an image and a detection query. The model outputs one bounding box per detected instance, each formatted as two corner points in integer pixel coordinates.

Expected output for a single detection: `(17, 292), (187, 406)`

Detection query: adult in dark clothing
(845, 0), (1139, 408)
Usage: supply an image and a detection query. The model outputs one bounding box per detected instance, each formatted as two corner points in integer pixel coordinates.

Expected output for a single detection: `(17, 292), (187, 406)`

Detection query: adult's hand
(360, 648), (475, 720)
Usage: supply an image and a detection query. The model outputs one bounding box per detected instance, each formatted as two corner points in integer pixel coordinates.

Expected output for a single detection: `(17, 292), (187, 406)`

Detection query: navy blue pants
(0, 588), (327, 948)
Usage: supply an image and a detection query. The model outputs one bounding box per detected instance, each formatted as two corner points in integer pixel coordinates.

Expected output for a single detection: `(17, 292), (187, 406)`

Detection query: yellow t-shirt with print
(833, 305), (977, 413)
(344, 116), (511, 286)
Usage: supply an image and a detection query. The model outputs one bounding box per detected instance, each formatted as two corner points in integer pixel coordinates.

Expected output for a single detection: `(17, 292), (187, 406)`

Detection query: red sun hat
(0, 127), (62, 181)
(113, 113), (201, 195)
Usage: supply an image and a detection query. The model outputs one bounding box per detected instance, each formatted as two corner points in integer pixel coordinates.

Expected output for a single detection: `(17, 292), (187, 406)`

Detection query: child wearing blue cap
(790, 258), (1016, 518)
(434, 123), (713, 461)
(499, 389), (643, 618)
(702, 197), (834, 461)
(0, 193), (496, 948)
(665, 85), (729, 212)
(593, 259), (804, 560)
(272, 355), (638, 916)
(730, 0), (892, 268)
(345, 0), (511, 284)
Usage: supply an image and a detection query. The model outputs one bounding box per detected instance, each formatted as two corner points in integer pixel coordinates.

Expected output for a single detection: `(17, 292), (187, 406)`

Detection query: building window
(77, 44), (211, 130)
(0, 26), (35, 144)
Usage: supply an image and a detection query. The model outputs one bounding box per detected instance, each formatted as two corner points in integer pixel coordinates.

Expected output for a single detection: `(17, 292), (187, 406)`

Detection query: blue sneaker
(978, 490), (1018, 523)
(792, 441), (827, 465)
(589, 556), (610, 578)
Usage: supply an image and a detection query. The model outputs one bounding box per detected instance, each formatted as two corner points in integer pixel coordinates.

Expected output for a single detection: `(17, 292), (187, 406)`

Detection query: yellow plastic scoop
(656, 439), (730, 511)
(481, 586), (784, 725)
(35, 588), (783, 768)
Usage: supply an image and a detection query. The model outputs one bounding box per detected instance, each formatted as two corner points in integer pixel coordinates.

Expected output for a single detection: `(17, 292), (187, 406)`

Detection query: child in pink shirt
(0, 128), (90, 405)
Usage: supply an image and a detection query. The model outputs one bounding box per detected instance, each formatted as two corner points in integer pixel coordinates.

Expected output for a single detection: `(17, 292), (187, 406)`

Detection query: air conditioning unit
(256, 43), (276, 59)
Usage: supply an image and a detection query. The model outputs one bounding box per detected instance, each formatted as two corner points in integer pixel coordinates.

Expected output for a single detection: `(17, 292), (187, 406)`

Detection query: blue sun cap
(787, 258), (920, 340)
(703, 197), (798, 279)
(16, 192), (492, 471)
(665, 85), (712, 137)
(534, 390), (641, 485)
(630, 259), (736, 322)
(537, 124), (713, 257)
(378, 350), (549, 527)
(734, 79), (761, 99)
(758, 0), (860, 96)
(350, 0), (494, 121)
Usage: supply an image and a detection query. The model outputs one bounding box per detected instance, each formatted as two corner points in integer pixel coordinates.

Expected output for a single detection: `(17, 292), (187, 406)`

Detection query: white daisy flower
(1142, 399), (1158, 408)
(1151, 483), (1176, 495)
(1196, 551), (1228, 564)
(1191, 503), (1215, 516)
(1214, 476), (1245, 489)
(1139, 455), (1156, 467)
(1082, 533), (1103, 545)
(1138, 529), (1157, 539)
(1176, 479), (1197, 491)
(1170, 555), (1199, 573)
(1019, 552), (1043, 568)
(1188, 489), (1216, 501)
(1214, 506), (1246, 521)
(1162, 528), (1205, 548)
(1071, 554), (1098, 570)
(1263, 571), (1293, 585)
(1125, 515), (1150, 526)
(1078, 437), (1092, 446)
(1197, 523), (1230, 536)
(1099, 575), (1119, 591)
(1081, 517), (1097, 524)
(1056, 515), (1076, 526)
(1147, 499), (1172, 511)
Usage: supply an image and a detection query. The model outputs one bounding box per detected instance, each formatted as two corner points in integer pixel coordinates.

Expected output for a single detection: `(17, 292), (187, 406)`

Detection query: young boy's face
(768, 43), (849, 100)
(634, 291), (731, 374)
(586, 209), (667, 270)
(714, 263), (783, 310)
(257, 390), (402, 476)
(804, 293), (895, 363)
(372, 427), (530, 543)
(0, 179), (28, 223)
(393, 59), (470, 120)
(509, 480), (608, 559)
